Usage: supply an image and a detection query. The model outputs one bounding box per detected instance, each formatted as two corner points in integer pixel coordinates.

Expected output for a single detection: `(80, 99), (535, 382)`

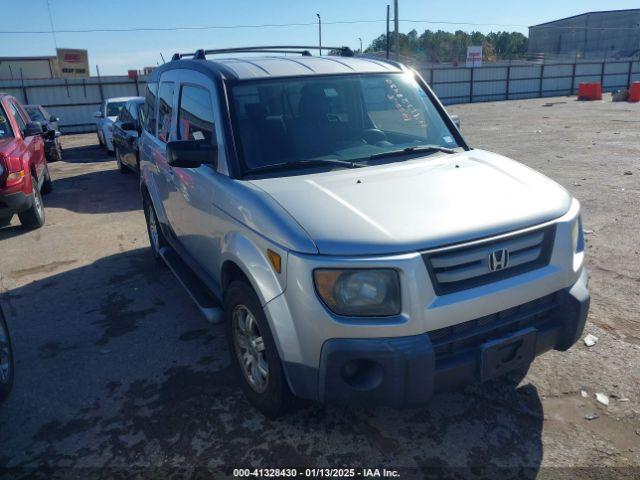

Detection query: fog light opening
(340, 359), (384, 391)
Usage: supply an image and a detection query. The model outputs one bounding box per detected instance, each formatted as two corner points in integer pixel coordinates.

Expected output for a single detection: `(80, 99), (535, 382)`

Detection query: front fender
(220, 231), (285, 306)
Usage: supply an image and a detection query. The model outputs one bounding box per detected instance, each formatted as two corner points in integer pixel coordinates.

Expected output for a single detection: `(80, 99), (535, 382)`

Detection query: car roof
(125, 97), (145, 103)
(106, 96), (140, 103)
(149, 55), (406, 82)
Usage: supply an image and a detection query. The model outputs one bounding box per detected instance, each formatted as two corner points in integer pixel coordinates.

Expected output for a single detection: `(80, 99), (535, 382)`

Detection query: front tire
(115, 147), (128, 173)
(18, 179), (45, 230)
(143, 195), (166, 266)
(0, 309), (14, 402)
(225, 281), (294, 417)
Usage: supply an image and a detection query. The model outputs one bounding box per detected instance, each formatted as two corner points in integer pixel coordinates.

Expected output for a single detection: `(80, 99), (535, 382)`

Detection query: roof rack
(170, 45), (354, 61)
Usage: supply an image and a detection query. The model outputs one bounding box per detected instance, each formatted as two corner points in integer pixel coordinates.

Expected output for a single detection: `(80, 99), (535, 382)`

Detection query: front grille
(429, 292), (561, 364)
(422, 225), (555, 295)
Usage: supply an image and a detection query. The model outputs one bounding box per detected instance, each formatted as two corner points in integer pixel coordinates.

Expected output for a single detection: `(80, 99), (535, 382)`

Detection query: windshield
(230, 72), (460, 174)
(106, 101), (126, 117)
(25, 106), (46, 122)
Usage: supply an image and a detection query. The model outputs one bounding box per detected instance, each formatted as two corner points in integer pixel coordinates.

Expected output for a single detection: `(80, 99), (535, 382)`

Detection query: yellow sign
(56, 48), (89, 78)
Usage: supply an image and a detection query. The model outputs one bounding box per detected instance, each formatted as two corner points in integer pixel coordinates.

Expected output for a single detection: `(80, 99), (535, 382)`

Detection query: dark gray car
(112, 97), (144, 174)
(25, 104), (62, 162)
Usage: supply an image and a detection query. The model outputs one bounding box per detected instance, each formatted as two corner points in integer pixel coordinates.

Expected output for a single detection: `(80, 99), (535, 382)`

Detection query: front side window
(106, 101), (126, 117)
(25, 106), (46, 122)
(117, 106), (130, 122)
(178, 85), (215, 143)
(230, 72), (460, 174)
(143, 82), (158, 133)
(0, 105), (14, 139)
(157, 82), (174, 143)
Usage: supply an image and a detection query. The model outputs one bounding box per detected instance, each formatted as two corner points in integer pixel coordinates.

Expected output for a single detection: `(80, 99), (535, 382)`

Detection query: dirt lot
(0, 96), (639, 478)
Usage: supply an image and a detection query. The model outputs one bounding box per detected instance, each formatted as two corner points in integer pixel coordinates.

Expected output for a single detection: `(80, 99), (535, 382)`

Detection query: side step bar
(159, 247), (224, 324)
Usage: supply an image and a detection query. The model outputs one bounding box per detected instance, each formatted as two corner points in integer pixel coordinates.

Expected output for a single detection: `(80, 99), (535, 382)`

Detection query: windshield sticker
(192, 131), (205, 141)
(443, 135), (455, 144)
(324, 88), (338, 97)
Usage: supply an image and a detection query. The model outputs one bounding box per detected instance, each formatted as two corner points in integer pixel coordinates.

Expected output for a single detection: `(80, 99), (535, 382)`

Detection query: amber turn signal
(267, 249), (281, 273)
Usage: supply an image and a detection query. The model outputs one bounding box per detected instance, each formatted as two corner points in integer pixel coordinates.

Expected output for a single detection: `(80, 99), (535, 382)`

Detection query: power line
(0, 18), (638, 35)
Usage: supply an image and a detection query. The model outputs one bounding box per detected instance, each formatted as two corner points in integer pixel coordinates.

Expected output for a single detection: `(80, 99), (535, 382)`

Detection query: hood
(249, 149), (572, 255)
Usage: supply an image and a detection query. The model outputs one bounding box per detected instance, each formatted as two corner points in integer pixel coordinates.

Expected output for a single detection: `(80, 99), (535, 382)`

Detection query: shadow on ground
(0, 247), (544, 478)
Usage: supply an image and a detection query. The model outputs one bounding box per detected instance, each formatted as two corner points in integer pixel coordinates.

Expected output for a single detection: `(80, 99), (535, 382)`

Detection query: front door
(167, 71), (221, 279)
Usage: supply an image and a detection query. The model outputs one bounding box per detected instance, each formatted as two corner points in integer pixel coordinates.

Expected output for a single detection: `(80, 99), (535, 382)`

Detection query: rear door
(147, 72), (179, 231)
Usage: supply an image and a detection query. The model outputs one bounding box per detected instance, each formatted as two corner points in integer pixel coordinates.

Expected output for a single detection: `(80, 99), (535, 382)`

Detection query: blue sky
(2, 0), (639, 75)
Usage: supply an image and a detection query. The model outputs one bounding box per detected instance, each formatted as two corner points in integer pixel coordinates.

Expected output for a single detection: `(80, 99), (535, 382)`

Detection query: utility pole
(386, 5), (390, 59)
(316, 13), (322, 56)
(358, 37), (363, 54)
(394, 0), (399, 60)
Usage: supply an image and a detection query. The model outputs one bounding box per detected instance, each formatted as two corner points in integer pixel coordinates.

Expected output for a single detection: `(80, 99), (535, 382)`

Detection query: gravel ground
(0, 96), (639, 479)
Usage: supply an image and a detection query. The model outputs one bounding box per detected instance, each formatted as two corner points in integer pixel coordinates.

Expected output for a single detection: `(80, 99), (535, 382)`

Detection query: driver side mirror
(93, 111), (103, 119)
(49, 115), (59, 122)
(166, 140), (218, 169)
(450, 115), (461, 130)
(23, 121), (43, 137)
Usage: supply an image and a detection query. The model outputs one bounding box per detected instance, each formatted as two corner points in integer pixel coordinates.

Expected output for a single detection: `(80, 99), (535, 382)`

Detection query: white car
(94, 97), (138, 152)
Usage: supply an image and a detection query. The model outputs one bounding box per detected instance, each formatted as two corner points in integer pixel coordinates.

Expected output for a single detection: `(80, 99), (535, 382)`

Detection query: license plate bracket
(480, 327), (538, 382)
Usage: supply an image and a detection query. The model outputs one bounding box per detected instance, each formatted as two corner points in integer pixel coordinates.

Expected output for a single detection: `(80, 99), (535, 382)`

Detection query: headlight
(313, 269), (401, 317)
(572, 216), (585, 253)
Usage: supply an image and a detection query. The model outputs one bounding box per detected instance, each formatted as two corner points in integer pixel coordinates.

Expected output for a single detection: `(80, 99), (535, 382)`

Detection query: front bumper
(284, 269), (589, 406)
(0, 190), (32, 217)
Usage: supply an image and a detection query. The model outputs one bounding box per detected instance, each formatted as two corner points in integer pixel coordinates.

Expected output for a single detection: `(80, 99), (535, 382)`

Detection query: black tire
(41, 165), (53, 194)
(18, 179), (45, 230)
(0, 308), (14, 402)
(52, 139), (63, 162)
(143, 194), (166, 266)
(115, 147), (128, 173)
(225, 280), (294, 417)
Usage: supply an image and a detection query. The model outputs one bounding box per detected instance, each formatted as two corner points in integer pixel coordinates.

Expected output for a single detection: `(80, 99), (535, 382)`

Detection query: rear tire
(18, 180), (45, 230)
(0, 308), (15, 402)
(225, 281), (294, 417)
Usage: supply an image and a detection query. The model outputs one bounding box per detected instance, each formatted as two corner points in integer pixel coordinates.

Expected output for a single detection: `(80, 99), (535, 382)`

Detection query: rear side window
(157, 82), (174, 142)
(143, 82), (158, 133)
(0, 105), (13, 138)
(178, 85), (215, 143)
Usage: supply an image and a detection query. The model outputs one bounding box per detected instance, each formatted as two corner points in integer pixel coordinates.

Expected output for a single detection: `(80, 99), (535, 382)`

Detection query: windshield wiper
(368, 145), (456, 161)
(249, 158), (366, 174)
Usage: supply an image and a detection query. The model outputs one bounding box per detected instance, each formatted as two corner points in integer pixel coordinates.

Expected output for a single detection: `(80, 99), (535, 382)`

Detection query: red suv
(0, 93), (52, 229)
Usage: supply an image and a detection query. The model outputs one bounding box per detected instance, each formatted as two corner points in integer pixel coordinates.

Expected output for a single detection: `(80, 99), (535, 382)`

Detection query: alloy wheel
(32, 182), (44, 218)
(232, 305), (269, 393)
(147, 203), (160, 253)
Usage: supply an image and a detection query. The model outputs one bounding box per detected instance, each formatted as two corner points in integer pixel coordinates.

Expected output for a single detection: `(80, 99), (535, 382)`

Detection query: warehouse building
(528, 9), (640, 60)
(0, 56), (58, 80)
